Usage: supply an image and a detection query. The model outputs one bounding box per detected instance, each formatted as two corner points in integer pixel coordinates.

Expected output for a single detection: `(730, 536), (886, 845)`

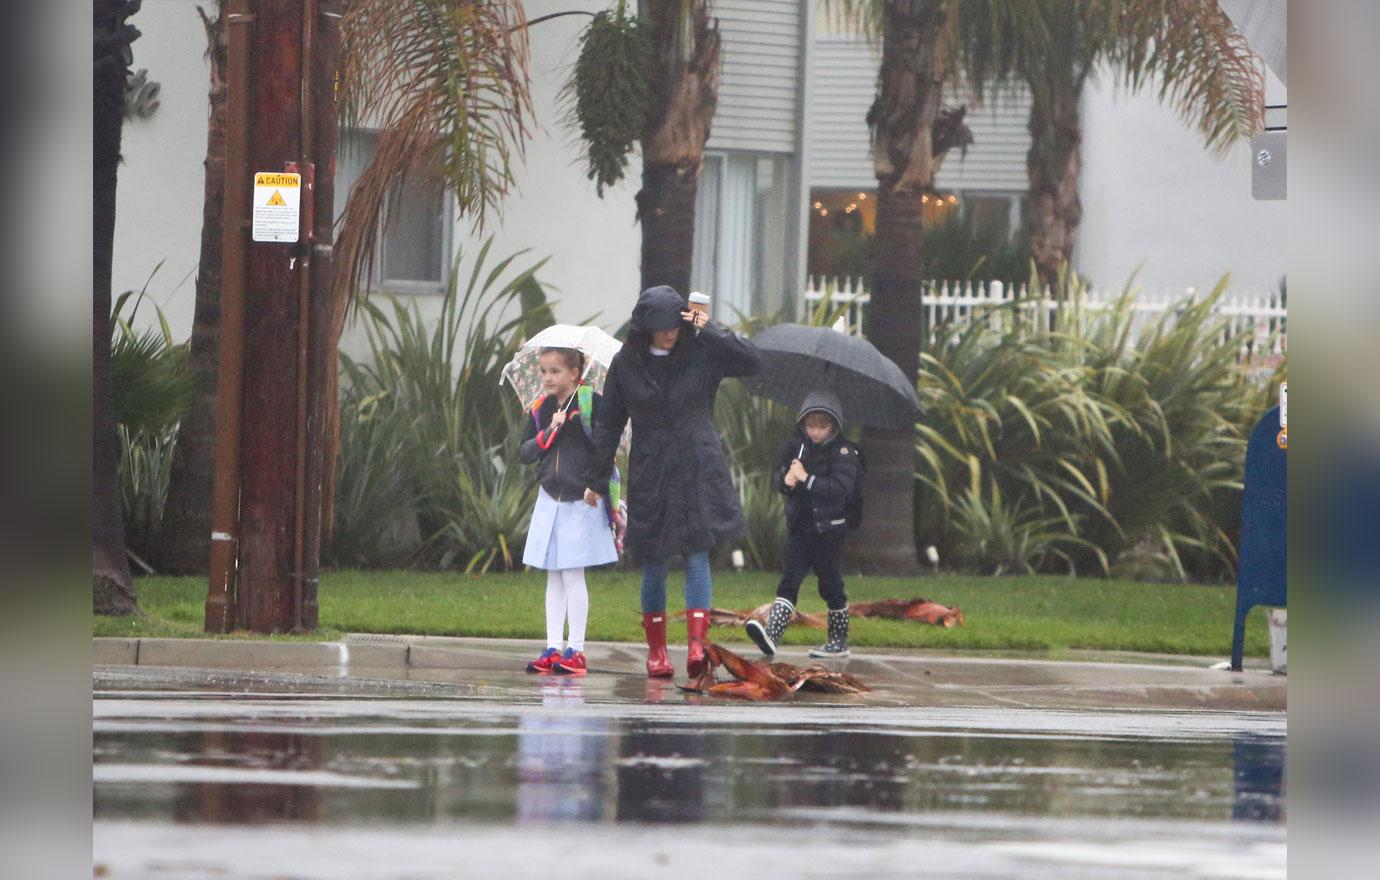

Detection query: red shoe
(643, 612), (674, 678)
(686, 608), (710, 678)
(526, 646), (562, 674)
(552, 648), (587, 676)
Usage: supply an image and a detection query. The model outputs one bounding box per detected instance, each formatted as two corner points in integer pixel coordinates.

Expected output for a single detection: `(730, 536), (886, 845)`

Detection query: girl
(520, 347), (618, 676)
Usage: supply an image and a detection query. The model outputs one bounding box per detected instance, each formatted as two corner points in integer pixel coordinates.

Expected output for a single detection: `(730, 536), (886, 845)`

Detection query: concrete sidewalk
(93, 634), (1285, 712)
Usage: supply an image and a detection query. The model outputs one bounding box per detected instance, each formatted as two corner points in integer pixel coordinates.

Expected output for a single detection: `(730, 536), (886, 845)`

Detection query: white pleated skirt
(523, 488), (619, 570)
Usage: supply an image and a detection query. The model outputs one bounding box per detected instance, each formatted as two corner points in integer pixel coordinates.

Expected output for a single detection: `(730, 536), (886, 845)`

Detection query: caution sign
(252, 172), (301, 242)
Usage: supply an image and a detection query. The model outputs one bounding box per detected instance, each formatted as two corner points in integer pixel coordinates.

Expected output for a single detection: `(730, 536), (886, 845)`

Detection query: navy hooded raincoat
(586, 286), (761, 563)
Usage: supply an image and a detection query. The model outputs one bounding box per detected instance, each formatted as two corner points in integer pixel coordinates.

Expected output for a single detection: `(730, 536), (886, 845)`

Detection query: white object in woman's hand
(681, 309), (708, 329)
(583, 488), (602, 507)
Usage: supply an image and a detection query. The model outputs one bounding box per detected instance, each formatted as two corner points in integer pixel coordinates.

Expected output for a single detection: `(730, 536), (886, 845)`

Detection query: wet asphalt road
(93, 664), (1285, 879)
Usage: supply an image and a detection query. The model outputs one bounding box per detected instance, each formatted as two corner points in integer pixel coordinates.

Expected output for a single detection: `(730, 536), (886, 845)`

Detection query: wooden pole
(204, 0), (339, 633)
(300, 0), (343, 630)
(205, 0), (253, 632)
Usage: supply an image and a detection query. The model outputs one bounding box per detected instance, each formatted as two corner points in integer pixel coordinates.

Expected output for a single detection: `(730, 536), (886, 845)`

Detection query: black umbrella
(744, 321), (922, 430)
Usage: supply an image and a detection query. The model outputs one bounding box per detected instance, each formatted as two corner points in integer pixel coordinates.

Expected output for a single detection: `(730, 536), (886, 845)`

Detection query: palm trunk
(1023, 73), (1085, 290)
(157, 3), (227, 573)
(636, 0), (719, 295)
(851, 0), (953, 574)
(93, 0), (141, 615)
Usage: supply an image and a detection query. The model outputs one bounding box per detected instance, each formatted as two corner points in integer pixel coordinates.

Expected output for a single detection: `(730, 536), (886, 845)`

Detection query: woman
(584, 285), (761, 678)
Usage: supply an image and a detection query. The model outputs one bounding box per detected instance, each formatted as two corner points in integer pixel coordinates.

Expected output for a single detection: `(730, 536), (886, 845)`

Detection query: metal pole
(205, 0), (254, 632)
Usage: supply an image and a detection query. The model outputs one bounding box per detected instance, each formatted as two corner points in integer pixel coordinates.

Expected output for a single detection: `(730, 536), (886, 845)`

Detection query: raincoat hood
(797, 390), (845, 434)
(630, 285), (687, 336)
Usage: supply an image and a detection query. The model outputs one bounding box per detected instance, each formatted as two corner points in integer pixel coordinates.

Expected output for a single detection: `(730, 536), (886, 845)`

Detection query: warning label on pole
(252, 172), (301, 242)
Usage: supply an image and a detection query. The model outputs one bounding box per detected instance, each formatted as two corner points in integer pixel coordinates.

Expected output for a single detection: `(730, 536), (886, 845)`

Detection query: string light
(921, 195), (930, 203)
(820, 208), (829, 216)
(857, 192), (867, 200)
(947, 194), (958, 205)
(813, 201), (822, 210)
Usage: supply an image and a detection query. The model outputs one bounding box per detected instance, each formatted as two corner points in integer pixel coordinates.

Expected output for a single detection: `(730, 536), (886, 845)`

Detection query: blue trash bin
(1232, 405), (1286, 671)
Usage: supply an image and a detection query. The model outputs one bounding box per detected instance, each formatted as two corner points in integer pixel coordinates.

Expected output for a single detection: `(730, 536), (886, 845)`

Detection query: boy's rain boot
(745, 598), (794, 655)
(642, 612), (674, 678)
(809, 607), (851, 658)
(685, 609), (711, 677)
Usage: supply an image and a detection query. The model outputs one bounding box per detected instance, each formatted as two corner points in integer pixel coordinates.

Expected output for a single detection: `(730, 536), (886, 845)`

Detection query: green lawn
(94, 570), (1269, 657)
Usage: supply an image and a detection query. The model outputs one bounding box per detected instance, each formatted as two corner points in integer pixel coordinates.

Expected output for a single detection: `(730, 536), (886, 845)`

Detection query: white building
(112, 0), (1284, 346)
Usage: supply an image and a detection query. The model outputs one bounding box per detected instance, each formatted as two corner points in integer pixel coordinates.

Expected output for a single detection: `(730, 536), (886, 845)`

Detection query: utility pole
(206, 0), (341, 633)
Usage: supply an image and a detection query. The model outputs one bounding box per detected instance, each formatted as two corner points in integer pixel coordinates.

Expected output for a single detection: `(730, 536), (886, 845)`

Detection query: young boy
(746, 390), (861, 658)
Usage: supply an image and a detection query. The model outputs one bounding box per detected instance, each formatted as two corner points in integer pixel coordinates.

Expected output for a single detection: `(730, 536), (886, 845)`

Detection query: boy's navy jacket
(775, 391), (862, 534)
(520, 391), (604, 502)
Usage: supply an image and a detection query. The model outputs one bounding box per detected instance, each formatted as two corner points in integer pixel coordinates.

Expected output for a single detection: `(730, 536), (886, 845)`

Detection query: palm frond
(1114, 0), (1265, 155)
(336, 0), (533, 298)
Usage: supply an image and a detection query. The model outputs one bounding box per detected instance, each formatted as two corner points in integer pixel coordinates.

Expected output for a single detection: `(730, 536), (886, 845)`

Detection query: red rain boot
(686, 608), (710, 678)
(643, 612), (674, 679)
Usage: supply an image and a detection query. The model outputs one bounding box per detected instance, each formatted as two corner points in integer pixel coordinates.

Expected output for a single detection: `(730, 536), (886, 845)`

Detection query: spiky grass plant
(916, 268), (1283, 581)
(110, 291), (195, 562)
(331, 242), (547, 570)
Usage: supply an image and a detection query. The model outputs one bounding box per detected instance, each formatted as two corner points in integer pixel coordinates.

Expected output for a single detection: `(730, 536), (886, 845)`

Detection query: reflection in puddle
(517, 678), (609, 823)
(94, 691), (1286, 833)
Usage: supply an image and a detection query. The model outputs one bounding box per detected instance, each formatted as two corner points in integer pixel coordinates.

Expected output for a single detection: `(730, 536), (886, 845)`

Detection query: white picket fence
(802, 276), (1287, 359)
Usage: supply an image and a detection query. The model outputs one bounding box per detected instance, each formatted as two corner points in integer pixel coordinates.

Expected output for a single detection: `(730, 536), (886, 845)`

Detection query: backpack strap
(530, 393), (548, 431)
(530, 394), (560, 451)
(576, 383), (595, 438)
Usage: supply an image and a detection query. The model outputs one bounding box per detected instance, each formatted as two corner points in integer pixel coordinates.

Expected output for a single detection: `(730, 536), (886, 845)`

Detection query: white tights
(545, 568), (589, 652)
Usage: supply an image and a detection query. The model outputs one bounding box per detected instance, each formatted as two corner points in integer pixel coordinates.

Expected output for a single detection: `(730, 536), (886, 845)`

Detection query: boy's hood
(797, 390), (845, 434)
(800, 391), (839, 446)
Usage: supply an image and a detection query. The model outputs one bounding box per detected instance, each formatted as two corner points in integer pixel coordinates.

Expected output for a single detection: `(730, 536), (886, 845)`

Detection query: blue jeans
(641, 551), (713, 612)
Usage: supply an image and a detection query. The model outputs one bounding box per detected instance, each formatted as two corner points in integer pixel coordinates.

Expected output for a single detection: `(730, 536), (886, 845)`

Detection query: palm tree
(157, 4), (227, 574)
(636, 0), (720, 293)
(833, 0), (1262, 571)
(94, 0), (142, 613)
(566, 1), (721, 295)
(980, 0), (1264, 286)
(841, 0), (981, 572)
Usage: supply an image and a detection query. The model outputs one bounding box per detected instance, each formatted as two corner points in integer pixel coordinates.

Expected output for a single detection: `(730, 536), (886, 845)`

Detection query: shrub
(915, 269), (1283, 581)
(110, 290), (195, 563)
(329, 241), (548, 570)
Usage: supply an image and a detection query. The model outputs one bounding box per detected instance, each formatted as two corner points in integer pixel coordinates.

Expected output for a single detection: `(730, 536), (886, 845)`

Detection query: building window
(334, 129), (450, 294)
(691, 152), (793, 322)
(806, 189), (1025, 282)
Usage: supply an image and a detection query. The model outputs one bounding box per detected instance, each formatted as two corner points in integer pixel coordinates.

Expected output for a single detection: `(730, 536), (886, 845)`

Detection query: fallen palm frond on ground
(675, 598), (964, 629)
(850, 598), (965, 628)
(680, 643), (870, 701)
(672, 605), (827, 629)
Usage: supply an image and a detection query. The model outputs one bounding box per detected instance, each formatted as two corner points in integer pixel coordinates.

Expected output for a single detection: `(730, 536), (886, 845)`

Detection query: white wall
(111, 1), (210, 339)
(1076, 66), (1287, 293)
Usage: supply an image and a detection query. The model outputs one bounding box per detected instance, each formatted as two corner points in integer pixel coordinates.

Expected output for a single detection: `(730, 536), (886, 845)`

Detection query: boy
(746, 390), (861, 658)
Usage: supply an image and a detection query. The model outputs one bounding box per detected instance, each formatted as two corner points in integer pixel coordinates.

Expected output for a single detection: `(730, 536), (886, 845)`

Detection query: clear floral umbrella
(500, 323), (630, 454)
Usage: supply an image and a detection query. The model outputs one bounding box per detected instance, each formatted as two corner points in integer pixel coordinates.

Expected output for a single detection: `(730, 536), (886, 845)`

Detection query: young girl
(520, 347), (619, 676)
